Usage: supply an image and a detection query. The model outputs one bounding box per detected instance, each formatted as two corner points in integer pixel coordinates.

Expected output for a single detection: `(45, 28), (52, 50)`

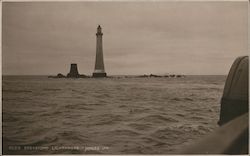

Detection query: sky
(2, 1), (248, 75)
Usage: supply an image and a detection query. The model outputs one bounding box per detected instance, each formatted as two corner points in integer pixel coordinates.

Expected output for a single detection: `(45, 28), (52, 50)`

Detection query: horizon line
(2, 74), (228, 76)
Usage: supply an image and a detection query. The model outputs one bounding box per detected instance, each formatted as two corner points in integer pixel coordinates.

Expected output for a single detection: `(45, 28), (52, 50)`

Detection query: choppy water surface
(3, 75), (226, 154)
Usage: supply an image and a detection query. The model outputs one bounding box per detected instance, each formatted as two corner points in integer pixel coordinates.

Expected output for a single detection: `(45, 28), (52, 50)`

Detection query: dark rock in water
(176, 75), (182, 78)
(79, 74), (90, 78)
(170, 74), (175, 77)
(67, 64), (80, 78)
(57, 73), (66, 78)
(149, 74), (162, 77)
(48, 73), (66, 78)
(137, 74), (166, 78)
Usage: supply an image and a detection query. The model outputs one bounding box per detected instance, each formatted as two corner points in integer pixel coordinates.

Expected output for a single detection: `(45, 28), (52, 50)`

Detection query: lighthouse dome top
(97, 25), (102, 31)
(96, 25), (103, 35)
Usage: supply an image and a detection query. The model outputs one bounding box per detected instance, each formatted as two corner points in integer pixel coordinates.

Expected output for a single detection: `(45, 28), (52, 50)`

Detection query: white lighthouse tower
(92, 25), (107, 77)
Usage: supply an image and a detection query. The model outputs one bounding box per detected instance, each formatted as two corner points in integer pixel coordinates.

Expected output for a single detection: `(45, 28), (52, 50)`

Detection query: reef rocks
(136, 74), (185, 78)
(108, 74), (186, 79)
(48, 73), (65, 78)
(48, 64), (185, 79)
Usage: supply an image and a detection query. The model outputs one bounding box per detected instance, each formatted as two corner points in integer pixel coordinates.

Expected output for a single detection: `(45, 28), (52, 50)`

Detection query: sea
(2, 75), (226, 154)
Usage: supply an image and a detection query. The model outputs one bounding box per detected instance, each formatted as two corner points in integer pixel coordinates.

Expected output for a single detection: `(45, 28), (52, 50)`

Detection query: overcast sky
(2, 1), (248, 75)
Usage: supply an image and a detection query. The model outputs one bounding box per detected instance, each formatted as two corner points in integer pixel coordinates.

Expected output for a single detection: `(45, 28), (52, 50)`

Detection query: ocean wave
(175, 113), (185, 117)
(189, 116), (205, 120)
(151, 128), (183, 141)
(140, 136), (168, 146)
(199, 97), (217, 101)
(83, 102), (105, 106)
(191, 87), (208, 91)
(43, 88), (61, 91)
(56, 131), (92, 145)
(85, 114), (124, 127)
(3, 89), (32, 93)
(171, 97), (181, 101)
(3, 136), (24, 144)
(171, 97), (193, 101)
(120, 147), (147, 154)
(208, 87), (222, 91)
(64, 104), (94, 110)
(21, 135), (59, 147)
(3, 113), (19, 122)
(127, 123), (152, 131)
(119, 104), (128, 108)
(71, 89), (87, 95)
(129, 108), (151, 114)
(137, 115), (178, 123)
(173, 124), (212, 135)
(107, 129), (141, 137)
(39, 110), (63, 117)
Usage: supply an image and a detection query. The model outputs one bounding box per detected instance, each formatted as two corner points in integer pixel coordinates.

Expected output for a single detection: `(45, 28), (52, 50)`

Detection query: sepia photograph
(1, 0), (249, 155)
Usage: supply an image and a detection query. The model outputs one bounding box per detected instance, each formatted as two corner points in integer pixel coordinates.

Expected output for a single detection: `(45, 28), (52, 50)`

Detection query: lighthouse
(92, 25), (107, 77)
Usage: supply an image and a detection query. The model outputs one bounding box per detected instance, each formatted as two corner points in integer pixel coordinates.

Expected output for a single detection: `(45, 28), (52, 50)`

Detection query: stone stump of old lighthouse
(67, 63), (80, 78)
(92, 25), (107, 77)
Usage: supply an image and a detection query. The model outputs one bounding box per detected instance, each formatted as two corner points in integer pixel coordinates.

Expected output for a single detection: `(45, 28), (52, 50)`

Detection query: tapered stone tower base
(92, 72), (107, 78)
(67, 63), (80, 78)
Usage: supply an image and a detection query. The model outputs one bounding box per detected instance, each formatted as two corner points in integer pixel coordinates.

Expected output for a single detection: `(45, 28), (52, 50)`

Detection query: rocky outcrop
(136, 74), (185, 78)
(149, 74), (161, 77)
(57, 73), (66, 78)
(48, 73), (66, 78)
